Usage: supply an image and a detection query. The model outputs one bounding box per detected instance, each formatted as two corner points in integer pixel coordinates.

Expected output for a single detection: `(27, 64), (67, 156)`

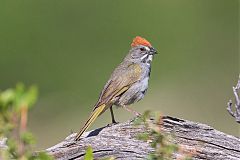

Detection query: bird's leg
(110, 106), (117, 124)
(123, 105), (141, 116)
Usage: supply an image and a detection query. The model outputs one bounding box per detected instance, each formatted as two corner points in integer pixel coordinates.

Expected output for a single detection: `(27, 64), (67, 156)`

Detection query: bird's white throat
(148, 55), (153, 61)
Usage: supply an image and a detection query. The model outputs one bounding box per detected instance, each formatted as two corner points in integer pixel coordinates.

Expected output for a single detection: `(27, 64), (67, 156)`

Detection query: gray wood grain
(46, 116), (240, 160)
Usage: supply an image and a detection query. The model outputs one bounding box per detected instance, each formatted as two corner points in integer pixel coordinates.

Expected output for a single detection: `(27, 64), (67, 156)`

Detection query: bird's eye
(140, 47), (146, 51)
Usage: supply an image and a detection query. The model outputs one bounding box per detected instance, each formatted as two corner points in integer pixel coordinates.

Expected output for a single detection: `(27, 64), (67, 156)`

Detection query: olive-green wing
(94, 63), (142, 108)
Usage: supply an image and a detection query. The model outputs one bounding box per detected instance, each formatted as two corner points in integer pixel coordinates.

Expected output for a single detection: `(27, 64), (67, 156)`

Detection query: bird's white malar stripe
(141, 54), (153, 65)
(140, 54), (148, 60)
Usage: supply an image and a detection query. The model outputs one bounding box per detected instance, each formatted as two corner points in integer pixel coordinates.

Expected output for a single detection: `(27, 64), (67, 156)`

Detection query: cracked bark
(46, 116), (240, 160)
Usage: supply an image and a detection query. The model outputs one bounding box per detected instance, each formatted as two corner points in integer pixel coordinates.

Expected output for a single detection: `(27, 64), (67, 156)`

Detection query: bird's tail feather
(75, 104), (106, 141)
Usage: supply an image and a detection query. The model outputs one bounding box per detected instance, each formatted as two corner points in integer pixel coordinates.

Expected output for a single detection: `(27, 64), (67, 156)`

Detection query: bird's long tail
(75, 104), (106, 141)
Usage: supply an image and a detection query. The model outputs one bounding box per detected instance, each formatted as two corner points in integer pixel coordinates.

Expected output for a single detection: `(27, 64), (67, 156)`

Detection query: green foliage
(84, 146), (115, 160)
(20, 131), (36, 145)
(134, 111), (192, 160)
(84, 146), (94, 160)
(0, 84), (53, 160)
(14, 83), (38, 111)
(30, 152), (53, 160)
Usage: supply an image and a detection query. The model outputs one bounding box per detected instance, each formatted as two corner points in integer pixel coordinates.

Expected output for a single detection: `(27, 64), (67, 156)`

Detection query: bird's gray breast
(116, 64), (151, 106)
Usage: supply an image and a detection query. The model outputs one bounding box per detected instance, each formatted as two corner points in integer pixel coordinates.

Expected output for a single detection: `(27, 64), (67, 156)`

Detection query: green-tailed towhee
(75, 36), (157, 141)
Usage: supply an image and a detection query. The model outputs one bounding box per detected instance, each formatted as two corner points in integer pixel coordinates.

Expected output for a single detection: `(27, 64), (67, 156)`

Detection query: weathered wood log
(46, 116), (240, 160)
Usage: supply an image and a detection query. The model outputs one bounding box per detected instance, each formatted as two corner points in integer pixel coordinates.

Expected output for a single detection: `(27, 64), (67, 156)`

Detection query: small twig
(227, 75), (240, 123)
(19, 106), (28, 157)
(20, 106), (28, 133)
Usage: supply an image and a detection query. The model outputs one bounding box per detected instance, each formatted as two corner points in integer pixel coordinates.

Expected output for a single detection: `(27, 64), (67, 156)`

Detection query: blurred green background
(0, 0), (239, 149)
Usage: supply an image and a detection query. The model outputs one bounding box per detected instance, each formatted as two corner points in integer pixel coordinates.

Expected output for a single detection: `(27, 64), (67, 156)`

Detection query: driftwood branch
(46, 116), (240, 160)
(227, 75), (240, 123)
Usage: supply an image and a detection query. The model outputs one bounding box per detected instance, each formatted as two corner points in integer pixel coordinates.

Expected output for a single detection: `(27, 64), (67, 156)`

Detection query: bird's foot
(112, 120), (119, 124)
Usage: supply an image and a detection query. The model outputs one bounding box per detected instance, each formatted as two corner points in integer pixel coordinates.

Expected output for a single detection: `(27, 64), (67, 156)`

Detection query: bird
(75, 36), (157, 141)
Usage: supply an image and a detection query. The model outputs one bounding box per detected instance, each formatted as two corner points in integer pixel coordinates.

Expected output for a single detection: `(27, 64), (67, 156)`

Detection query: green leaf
(20, 131), (36, 145)
(84, 146), (94, 160)
(142, 110), (151, 120)
(14, 83), (38, 111)
(0, 89), (15, 109)
(184, 156), (193, 160)
(30, 152), (54, 160)
(136, 133), (149, 141)
(133, 116), (144, 126)
(24, 85), (38, 109)
(6, 138), (18, 158)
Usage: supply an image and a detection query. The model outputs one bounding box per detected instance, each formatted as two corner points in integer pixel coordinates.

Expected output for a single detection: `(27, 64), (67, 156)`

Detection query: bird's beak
(149, 47), (158, 55)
